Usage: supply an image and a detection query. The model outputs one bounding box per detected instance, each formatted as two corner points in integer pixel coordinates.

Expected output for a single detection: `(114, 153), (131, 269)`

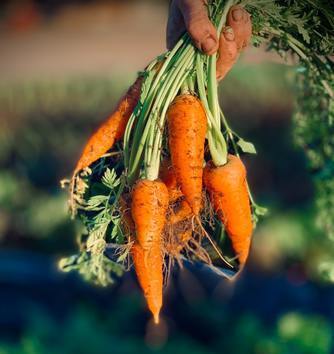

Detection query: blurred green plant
(291, 61), (334, 281)
(294, 64), (334, 238)
(277, 312), (332, 354)
(0, 305), (331, 354)
(0, 76), (134, 117)
(0, 76), (135, 251)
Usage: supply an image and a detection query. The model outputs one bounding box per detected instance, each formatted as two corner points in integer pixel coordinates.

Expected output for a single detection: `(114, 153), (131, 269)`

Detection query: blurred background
(1, 1), (333, 353)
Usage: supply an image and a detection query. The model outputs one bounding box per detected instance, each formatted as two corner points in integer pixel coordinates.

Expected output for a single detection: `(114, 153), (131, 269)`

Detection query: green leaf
(237, 139), (257, 154)
(101, 168), (120, 190)
(117, 248), (130, 263)
(111, 218), (121, 239)
(254, 205), (269, 216)
(58, 254), (79, 271)
(84, 195), (109, 211)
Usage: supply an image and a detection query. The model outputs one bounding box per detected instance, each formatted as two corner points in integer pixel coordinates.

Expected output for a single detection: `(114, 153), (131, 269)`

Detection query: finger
(166, 1), (187, 50)
(227, 5), (252, 51)
(216, 27), (239, 81)
(177, 0), (219, 55)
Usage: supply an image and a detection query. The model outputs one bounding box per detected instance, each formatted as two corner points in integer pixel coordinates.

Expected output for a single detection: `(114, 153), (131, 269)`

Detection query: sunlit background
(1, 1), (333, 353)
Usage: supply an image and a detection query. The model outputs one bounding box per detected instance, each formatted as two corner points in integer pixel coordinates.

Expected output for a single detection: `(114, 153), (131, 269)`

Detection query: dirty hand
(166, 1), (252, 80)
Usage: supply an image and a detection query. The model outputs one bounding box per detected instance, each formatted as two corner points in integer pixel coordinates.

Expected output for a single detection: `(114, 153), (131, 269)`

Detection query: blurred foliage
(243, 0), (334, 268)
(0, 305), (332, 354)
(0, 75), (135, 250)
(294, 65), (334, 241)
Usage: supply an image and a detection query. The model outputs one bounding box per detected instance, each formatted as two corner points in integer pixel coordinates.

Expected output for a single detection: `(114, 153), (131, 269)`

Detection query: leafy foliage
(293, 65), (334, 240)
(1, 307), (332, 354)
(244, 0), (334, 56)
(59, 166), (127, 286)
(242, 0), (334, 258)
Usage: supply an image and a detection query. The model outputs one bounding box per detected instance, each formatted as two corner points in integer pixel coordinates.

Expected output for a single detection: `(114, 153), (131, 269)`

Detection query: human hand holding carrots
(68, 2), (255, 324)
(167, 1), (252, 80)
(62, 0), (330, 326)
(71, 3), (252, 176)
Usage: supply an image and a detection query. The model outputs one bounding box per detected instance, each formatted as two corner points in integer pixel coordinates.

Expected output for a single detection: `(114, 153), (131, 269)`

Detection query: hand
(166, 1), (252, 80)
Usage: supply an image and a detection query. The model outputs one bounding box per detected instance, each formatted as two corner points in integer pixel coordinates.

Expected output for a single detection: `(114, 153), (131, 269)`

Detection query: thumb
(177, 0), (218, 55)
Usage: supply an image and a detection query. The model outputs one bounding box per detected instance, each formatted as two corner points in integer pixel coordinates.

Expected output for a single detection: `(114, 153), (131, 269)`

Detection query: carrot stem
(186, 75), (195, 93)
(126, 40), (188, 182)
(148, 49), (195, 180)
(219, 108), (267, 215)
(205, 0), (237, 166)
(208, 53), (220, 130)
(196, 53), (227, 166)
(217, 0), (236, 33)
(128, 48), (190, 181)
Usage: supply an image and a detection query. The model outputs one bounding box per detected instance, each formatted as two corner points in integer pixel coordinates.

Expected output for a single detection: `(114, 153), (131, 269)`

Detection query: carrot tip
(153, 313), (160, 325)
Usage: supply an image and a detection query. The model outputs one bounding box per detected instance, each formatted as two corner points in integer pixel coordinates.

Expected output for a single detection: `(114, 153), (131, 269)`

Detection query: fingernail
(223, 26), (234, 41)
(202, 36), (217, 54)
(232, 8), (243, 21)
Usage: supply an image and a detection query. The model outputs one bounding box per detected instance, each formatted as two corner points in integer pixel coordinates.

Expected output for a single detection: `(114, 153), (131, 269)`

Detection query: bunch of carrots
(63, 0), (266, 324)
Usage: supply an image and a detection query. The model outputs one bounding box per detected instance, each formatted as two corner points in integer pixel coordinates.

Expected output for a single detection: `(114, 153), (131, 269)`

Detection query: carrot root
(74, 76), (142, 174)
(203, 155), (253, 266)
(167, 94), (207, 215)
(131, 179), (169, 323)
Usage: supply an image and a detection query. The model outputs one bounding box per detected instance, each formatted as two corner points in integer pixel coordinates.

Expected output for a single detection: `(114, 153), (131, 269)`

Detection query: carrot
(165, 196), (193, 256)
(203, 155), (253, 266)
(158, 159), (193, 224)
(119, 195), (135, 238)
(131, 179), (169, 324)
(159, 159), (193, 225)
(169, 199), (193, 225)
(131, 179), (169, 249)
(167, 94), (207, 215)
(119, 192), (188, 320)
(73, 76), (142, 174)
(179, 229), (192, 245)
(159, 158), (183, 203)
(131, 243), (163, 323)
(119, 196), (162, 323)
(166, 228), (192, 256)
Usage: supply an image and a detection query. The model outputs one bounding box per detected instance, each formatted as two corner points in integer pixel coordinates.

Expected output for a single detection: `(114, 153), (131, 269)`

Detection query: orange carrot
(169, 199), (193, 225)
(167, 94), (207, 215)
(131, 179), (169, 324)
(131, 243), (163, 323)
(119, 195), (135, 238)
(120, 197), (162, 323)
(74, 76), (142, 174)
(166, 228), (192, 256)
(131, 179), (169, 249)
(158, 159), (193, 224)
(159, 159), (193, 224)
(179, 229), (192, 245)
(203, 155), (253, 266)
(159, 158), (183, 203)
(165, 198), (193, 256)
